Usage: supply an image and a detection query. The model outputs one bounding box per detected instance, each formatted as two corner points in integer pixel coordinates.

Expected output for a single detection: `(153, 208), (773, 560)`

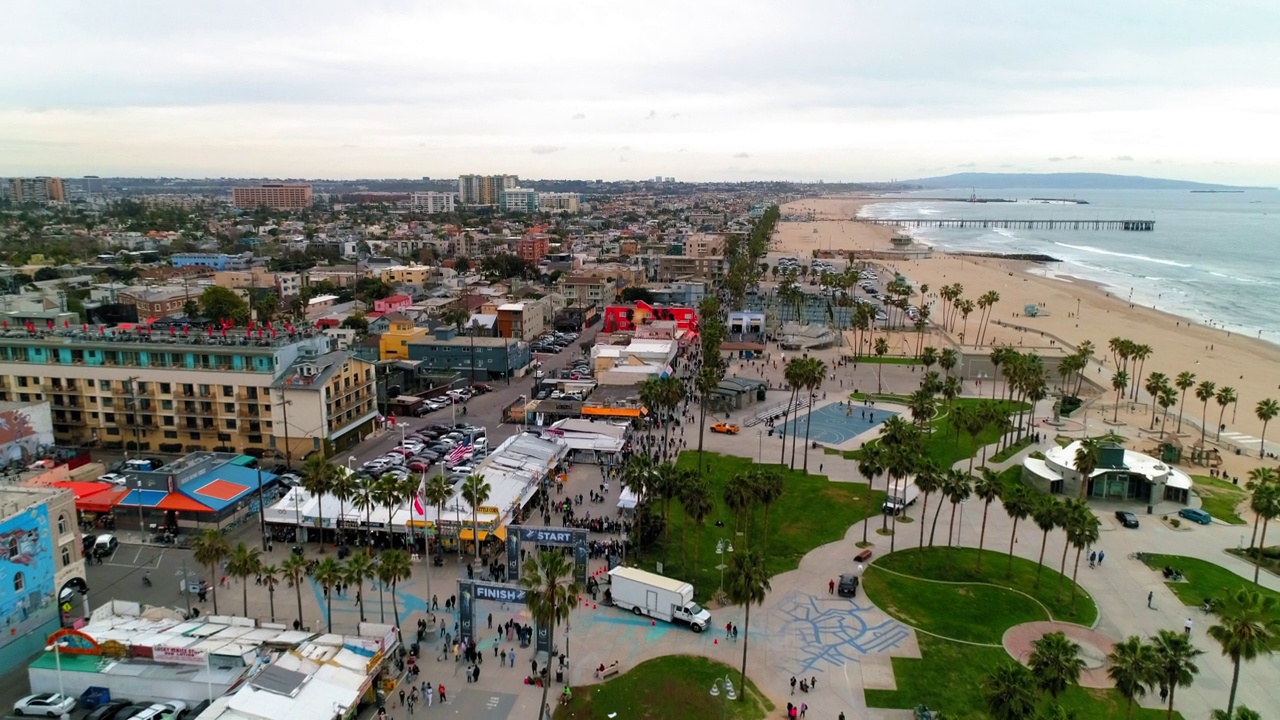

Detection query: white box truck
(607, 566), (711, 632)
(882, 478), (920, 515)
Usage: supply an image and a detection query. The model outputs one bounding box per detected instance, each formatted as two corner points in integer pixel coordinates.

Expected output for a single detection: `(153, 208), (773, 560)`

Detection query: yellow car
(710, 422), (741, 435)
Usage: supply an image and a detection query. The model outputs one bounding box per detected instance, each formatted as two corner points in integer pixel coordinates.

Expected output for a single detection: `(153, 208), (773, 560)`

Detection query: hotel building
(231, 184), (314, 210)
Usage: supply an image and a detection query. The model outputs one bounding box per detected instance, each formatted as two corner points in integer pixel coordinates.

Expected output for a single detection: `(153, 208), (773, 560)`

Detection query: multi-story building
(537, 192), (580, 213)
(305, 266), (368, 287)
(656, 255), (726, 282)
(683, 233), (726, 258)
(409, 192), (456, 214)
(457, 175), (517, 206)
(0, 327), (373, 460)
(372, 294), (413, 314)
(557, 275), (616, 308)
(516, 236), (550, 263)
(650, 281), (708, 306)
(406, 328), (530, 381)
(495, 302), (546, 342)
(6, 177), (66, 204)
(0, 485), (86, 675)
(116, 285), (206, 320)
(378, 313), (429, 361)
(231, 184), (314, 210)
(214, 268), (303, 297)
(171, 252), (253, 271)
(378, 265), (436, 287)
(272, 349), (379, 459)
(498, 187), (538, 213)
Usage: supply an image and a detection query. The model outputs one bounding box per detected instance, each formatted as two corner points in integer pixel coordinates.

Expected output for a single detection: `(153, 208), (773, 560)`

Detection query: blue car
(1178, 507), (1213, 525)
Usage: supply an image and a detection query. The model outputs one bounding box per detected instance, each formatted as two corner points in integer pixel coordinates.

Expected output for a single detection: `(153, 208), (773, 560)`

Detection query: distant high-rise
(458, 174), (518, 206)
(498, 187), (538, 213)
(409, 191), (456, 214)
(231, 184), (314, 210)
(6, 177), (65, 203)
(538, 192), (580, 213)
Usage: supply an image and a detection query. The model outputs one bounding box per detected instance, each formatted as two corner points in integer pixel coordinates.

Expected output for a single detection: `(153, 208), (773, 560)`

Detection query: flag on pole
(447, 435), (473, 465)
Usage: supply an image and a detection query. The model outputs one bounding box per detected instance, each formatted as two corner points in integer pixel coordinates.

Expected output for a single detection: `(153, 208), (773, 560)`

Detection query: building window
(13, 571), (24, 592)
(190, 432), (201, 440)
(226, 419), (237, 429)
(61, 546), (71, 566)
(160, 383), (171, 394)
(57, 514), (66, 535)
(8, 537), (18, 559)
(222, 385), (233, 397)
(164, 431), (178, 439)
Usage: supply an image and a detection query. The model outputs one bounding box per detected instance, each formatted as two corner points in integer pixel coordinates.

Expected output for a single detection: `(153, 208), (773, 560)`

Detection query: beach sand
(773, 197), (1280, 456)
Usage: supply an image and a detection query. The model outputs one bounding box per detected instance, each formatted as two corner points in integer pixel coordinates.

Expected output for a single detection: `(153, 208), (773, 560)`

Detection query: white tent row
(617, 488), (639, 510)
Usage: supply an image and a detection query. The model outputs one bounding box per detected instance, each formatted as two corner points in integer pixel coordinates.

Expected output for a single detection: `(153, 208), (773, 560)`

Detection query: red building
(517, 235), (550, 263)
(602, 301), (698, 333)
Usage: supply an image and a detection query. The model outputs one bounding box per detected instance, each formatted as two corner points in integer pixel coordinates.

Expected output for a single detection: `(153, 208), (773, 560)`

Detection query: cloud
(1113, 155), (1134, 161)
(571, 113), (586, 120)
(644, 110), (656, 120)
(1065, 155), (1083, 160)
(530, 145), (564, 155)
(1149, 159), (1164, 164)
(1047, 156), (1063, 162)
(733, 152), (751, 159)
(999, 163), (1015, 168)
(956, 162), (977, 168)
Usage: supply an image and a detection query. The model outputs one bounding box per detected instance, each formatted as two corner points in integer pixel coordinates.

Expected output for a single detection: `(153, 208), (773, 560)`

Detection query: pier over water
(856, 218), (1155, 231)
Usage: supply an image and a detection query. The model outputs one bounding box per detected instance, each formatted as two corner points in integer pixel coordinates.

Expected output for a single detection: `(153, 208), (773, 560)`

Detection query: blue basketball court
(776, 402), (896, 445)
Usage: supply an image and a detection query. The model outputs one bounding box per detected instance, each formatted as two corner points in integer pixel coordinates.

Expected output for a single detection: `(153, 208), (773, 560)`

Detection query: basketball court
(777, 402), (896, 445)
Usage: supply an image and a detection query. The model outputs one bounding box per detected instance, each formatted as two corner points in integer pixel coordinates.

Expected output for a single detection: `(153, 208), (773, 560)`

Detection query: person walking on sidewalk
(1147, 591), (1154, 609)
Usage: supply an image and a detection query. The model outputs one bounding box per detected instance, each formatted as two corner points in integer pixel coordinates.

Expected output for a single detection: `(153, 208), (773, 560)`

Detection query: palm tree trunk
(1202, 401), (1210, 443)
(1177, 391), (1187, 432)
(1058, 540), (1071, 597)
(391, 583), (402, 647)
(1035, 531), (1050, 587)
(976, 502), (990, 571)
(295, 583), (303, 629)
(538, 618), (555, 720)
(208, 564), (219, 615)
(325, 585), (333, 632)
(698, 397), (709, 472)
(1248, 510), (1261, 550)
(929, 492), (945, 547)
(318, 507), (325, 553)
(1226, 656), (1241, 719)
(1166, 684), (1176, 719)
(739, 601), (751, 703)
(268, 589), (275, 623)
(1255, 519), (1270, 584)
(1006, 517), (1020, 578)
(1070, 546), (1083, 606)
(243, 581), (249, 617)
(946, 500), (958, 556)
(917, 492), (930, 568)
(790, 400), (800, 470)
(802, 392), (814, 473)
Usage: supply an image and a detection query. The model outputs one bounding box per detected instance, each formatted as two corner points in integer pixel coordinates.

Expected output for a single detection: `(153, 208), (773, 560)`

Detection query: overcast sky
(3, 0), (1278, 183)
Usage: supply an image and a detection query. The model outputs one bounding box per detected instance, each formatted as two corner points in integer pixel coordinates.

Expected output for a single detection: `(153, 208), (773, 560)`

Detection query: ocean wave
(1052, 242), (1193, 268)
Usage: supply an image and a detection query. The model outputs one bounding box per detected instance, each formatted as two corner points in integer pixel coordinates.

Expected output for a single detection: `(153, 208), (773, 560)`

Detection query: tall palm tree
(1174, 371), (1196, 433)
(1029, 630), (1085, 698)
(724, 550), (771, 703)
(1243, 467), (1276, 554)
(801, 357), (827, 473)
(1206, 588), (1280, 718)
(1145, 372), (1169, 429)
(281, 552), (308, 630)
(981, 662), (1038, 720)
(344, 551), (376, 622)
(1111, 370), (1129, 423)
(1074, 438), (1101, 500)
(1196, 380), (1217, 444)
(874, 338), (891, 392)
(1032, 496), (1061, 588)
(1254, 398), (1278, 458)
(1215, 386), (1237, 440)
(1130, 344), (1153, 401)
(943, 470), (972, 558)
(1001, 484), (1034, 578)
(752, 470), (784, 555)
(652, 463), (680, 563)
(519, 550), (582, 720)
(1150, 629), (1203, 720)
(913, 458), (942, 563)
(989, 347), (1009, 400)
(972, 467), (1003, 571)
(226, 542), (262, 617)
(313, 556), (342, 632)
(192, 529), (231, 614)
(681, 477), (713, 575)
(260, 563), (280, 623)
(781, 358), (805, 465)
(460, 473), (491, 562)
(371, 472), (406, 555)
(330, 468), (359, 548)
(723, 473), (756, 547)
(351, 477), (377, 551)
(378, 548), (412, 640)
(1211, 708), (1263, 720)
(300, 455), (336, 551)
(1064, 501), (1101, 607)
(622, 455), (658, 563)
(1107, 635), (1159, 720)
(856, 444), (885, 545)
(1247, 481), (1280, 584)
(938, 347), (957, 379)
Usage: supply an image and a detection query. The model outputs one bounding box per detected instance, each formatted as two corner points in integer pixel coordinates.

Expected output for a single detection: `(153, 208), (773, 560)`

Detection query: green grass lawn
(835, 398), (1030, 469)
(1139, 553), (1280, 607)
(1190, 475), (1248, 525)
(863, 564), (1047, 644)
(872, 547), (1098, 626)
(990, 434), (1034, 463)
(555, 655), (772, 720)
(641, 452), (883, 602)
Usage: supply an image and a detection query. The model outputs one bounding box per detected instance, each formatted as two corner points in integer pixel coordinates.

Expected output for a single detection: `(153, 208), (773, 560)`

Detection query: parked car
(837, 574), (861, 597)
(86, 699), (135, 720)
(130, 700), (188, 720)
(1178, 507), (1213, 525)
(112, 705), (155, 720)
(93, 534), (119, 555)
(14, 693), (78, 717)
(471, 383), (494, 394)
(276, 472), (301, 487)
(1114, 510), (1140, 528)
(98, 473), (129, 486)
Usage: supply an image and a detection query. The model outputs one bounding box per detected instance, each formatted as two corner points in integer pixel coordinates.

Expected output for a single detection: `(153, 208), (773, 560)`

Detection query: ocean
(857, 188), (1280, 343)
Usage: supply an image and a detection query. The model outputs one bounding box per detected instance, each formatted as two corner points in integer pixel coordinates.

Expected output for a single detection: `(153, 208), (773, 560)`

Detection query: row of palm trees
(935, 283), (1001, 347)
(1244, 467), (1280, 583)
(782, 356), (828, 473)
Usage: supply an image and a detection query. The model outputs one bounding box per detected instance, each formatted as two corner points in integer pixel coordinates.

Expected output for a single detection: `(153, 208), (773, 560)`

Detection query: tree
(182, 299), (199, 319)
(226, 542), (262, 617)
(723, 473), (756, 546)
(1244, 467), (1276, 554)
(313, 556), (343, 632)
(1064, 501), (1101, 607)
(622, 456), (658, 563)
(938, 347), (957, 378)
(192, 529), (231, 614)
(783, 358), (806, 467)
(1254, 398), (1278, 458)
(1107, 635), (1158, 720)
(341, 313), (369, 332)
(724, 550), (770, 703)
(1111, 370), (1129, 423)
(344, 552), (376, 622)
(1211, 708), (1262, 720)
(281, 552), (308, 630)
(330, 469), (359, 548)
(800, 357), (827, 473)
(1032, 496), (1061, 588)
(1215, 386), (1237, 440)
(1145, 372), (1169, 429)
(1196, 380), (1217, 444)
(981, 662), (1038, 720)
(1206, 588), (1280, 718)
(943, 470), (972, 557)
(913, 458), (942, 563)
(519, 550), (582, 720)
(300, 456), (337, 552)
(620, 287), (655, 304)
(752, 470), (784, 555)
(198, 285), (250, 325)
(856, 444), (885, 545)
(1001, 484), (1034, 578)
(1029, 630), (1085, 698)
(1247, 479), (1280, 584)
(1073, 438), (1101, 500)
(680, 477), (713, 575)
(1150, 629), (1202, 720)
(461, 474), (492, 562)
(874, 338), (890, 392)
(260, 563), (280, 623)
(377, 548), (412, 645)
(972, 467), (1003, 571)
(1174, 371), (1196, 433)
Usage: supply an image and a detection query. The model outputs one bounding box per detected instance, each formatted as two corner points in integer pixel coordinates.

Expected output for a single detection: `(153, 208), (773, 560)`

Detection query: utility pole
(275, 393), (294, 469)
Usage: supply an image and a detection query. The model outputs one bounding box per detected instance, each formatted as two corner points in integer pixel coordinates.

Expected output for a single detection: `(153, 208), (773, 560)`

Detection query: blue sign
(519, 528), (576, 545)
(474, 583), (527, 604)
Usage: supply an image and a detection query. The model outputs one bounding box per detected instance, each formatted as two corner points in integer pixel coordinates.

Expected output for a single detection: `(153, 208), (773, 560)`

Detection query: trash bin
(1147, 505), (1153, 515)
(556, 669), (564, 683)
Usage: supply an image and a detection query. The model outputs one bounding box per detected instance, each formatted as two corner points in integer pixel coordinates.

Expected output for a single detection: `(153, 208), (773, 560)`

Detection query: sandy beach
(773, 196), (1280, 448)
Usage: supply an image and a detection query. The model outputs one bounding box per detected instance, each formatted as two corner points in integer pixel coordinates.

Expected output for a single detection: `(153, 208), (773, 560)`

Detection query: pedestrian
(1147, 591), (1154, 609)
(790, 676), (796, 695)
(732, 625), (739, 642)
(819, 463), (823, 473)
(426, 684), (434, 706)
(1088, 551), (1096, 568)
(510, 649), (516, 668)
(800, 702), (807, 718)
(500, 648), (507, 665)
(829, 578), (835, 595)
(1159, 684), (1168, 703)
(532, 658), (538, 676)
(1184, 618), (1193, 635)
(488, 612), (493, 629)
(725, 621), (732, 639)
(439, 683), (447, 704)
(1098, 550), (1105, 565)
(810, 676), (816, 690)
(399, 689), (405, 707)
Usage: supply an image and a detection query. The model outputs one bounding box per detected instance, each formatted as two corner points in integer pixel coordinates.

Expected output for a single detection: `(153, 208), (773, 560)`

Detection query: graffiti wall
(0, 503), (58, 674)
(601, 301), (698, 334)
(0, 403), (55, 463)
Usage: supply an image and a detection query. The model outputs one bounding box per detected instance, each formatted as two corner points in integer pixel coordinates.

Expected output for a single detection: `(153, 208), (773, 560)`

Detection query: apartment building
(409, 192), (456, 214)
(378, 313), (429, 360)
(656, 255), (726, 282)
(498, 187), (538, 213)
(457, 174), (518, 206)
(373, 294), (413, 314)
(6, 177), (66, 204)
(683, 233), (726, 258)
(171, 252), (253, 271)
(231, 184), (314, 210)
(214, 268), (303, 296)
(0, 328), (372, 459)
(116, 285), (205, 320)
(273, 349), (379, 458)
(495, 302), (547, 342)
(378, 265), (436, 287)
(406, 328), (531, 381)
(557, 275), (616, 308)
(538, 192), (580, 213)
(516, 235), (550, 263)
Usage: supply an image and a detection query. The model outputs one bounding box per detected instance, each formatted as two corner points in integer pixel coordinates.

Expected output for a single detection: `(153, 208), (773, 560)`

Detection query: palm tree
(422, 473), (453, 565)
(724, 549), (770, 703)
(1145, 372), (1169, 429)
(1212, 708), (1263, 720)
(1074, 438), (1101, 500)
(680, 477), (713, 575)
(1247, 480), (1280, 584)
(300, 455), (338, 551)
(313, 556), (342, 632)
(192, 529), (231, 614)
(622, 456), (658, 563)
(938, 347), (957, 379)
(1174, 371), (1196, 433)
(226, 542), (262, 617)
(781, 358), (805, 465)
(723, 472), (756, 545)
(801, 357), (827, 473)
(1150, 629), (1202, 720)
(1029, 630), (1085, 698)
(1064, 502), (1101, 607)
(260, 563), (280, 623)
(989, 347), (1009, 400)
(281, 551), (308, 630)
(856, 444), (885, 545)
(981, 662), (1038, 720)
(1111, 371), (1129, 423)
(956, 298), (975, 343)
(652, 463), (680, 563)
(378, 548), (412, 644)
(874, 338), (890, 393)
(1215, 386), (1237, 440)
(344, 552), (376, 622)
(1130, 344), (1153, 401)
(1032, 496), (1061, 588)
(330, 468), (359, 548)
(461, 473), (491, 562)
(1001, 484), (1033, 578)
(943, 470), (972, 557)
(752, 470), (784, 555)
(1206, 588), (1280, 718)
(519, 550), (582, 720)
(1254, 398), (1278, 458)
(351, 477), (377, 551)
(913, 458), (942, 563)
(972, 467), (1003, 571)
(1107, 635), (1158, 720)
(1196, 380), (1217, 444)
(1244, 467), (1277, 554)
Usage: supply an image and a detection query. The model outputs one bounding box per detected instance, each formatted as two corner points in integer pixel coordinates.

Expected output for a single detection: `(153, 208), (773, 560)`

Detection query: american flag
(447, 434), (473, 464)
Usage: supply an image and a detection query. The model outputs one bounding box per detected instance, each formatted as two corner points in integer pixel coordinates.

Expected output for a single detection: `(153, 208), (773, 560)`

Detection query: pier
(856, 218), (1155, 231)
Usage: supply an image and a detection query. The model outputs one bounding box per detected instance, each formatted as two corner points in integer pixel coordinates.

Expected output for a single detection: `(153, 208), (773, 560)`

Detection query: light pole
(715, 538), (734, 594)
(46, 640), (69, 697)
(756, 430), (762, 463)
(709, 675), (737, 720)
(136, 479), (145, 535)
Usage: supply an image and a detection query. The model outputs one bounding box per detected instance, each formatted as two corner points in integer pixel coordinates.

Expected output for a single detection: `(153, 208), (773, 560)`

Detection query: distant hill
(904, 172), (1261, 191)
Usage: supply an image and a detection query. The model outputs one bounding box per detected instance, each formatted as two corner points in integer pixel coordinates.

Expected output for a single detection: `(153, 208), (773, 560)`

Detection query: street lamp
(756, 430), (762, 463)
(715, 538), (734, 594)
(709, 675), (737, 720)
(46, 640), (69, 698)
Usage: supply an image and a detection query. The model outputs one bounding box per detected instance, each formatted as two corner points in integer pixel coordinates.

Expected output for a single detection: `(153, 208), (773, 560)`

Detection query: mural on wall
(0, 404), (55, 463)
(601, 301), (699, 334)
(0, 504), (56, 650)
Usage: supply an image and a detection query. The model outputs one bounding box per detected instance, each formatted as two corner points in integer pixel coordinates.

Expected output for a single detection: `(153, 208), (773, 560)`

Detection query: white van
(94, 534), (119, 556)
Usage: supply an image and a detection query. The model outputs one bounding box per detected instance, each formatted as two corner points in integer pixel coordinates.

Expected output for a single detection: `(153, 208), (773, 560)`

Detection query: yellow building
(378, 265), (436, 286)
(378, 313), (430, 360)
(272, 350), (379, 461)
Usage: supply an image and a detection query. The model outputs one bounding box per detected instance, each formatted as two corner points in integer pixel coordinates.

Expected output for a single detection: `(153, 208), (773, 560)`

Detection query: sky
(2, 0), (1279, 184)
